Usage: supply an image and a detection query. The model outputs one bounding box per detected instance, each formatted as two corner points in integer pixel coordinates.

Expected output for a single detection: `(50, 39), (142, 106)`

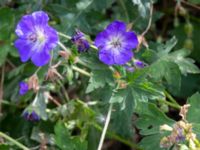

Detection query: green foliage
(0, 0), (200, 150)
(135, 102), (174, 150)
(54, 121), (87, 150)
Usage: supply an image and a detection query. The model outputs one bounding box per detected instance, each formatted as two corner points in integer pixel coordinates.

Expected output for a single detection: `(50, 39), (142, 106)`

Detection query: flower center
(28, 33), (37, 42)
(37, 31), (46, 43)
(110, 37), (122, 48)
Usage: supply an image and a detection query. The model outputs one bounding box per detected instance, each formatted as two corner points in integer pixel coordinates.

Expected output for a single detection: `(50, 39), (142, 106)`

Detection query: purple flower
(19, 81), (29, 95)
(72, 30), (90, 52)
(23, 110), (40, 122)
(134, 60), (144, 68)
(94, 20), (138, 65)
(14, 11), (58, 66)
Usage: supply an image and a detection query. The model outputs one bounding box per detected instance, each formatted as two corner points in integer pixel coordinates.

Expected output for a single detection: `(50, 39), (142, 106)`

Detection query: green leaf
(157, 36), (177, 57)
(111, 88), (135, 138)
(135, 102), (174, 149)
(129, 69), (165, 103)
(31, 91), (48, 120)
(149, 60), (181, 93)
(81, 52), (114, 93)
(0, 144), (10, 150)
(168, 49), (200, 75)
(132, 0), (151, 18)
(54, 121), (87, 150)
(186, 92), (200, 139)
(186, 92), (200, 124)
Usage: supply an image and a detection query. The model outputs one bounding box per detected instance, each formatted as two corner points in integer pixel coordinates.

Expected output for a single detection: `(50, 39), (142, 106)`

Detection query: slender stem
(158, 99), (181, 110)
(58, 32), (71, 40)
(181, 0), (200, 10)
(164, 91), (179, 106)
(56, 79), (69, 102)
(34, 67), (41, 75)
(58, 42), (71, 54)
(72, 66), (91, 77)
(0, 132), (29, 150)
(90, 44), (98, 50)
(141, 1), (153, 37)
(97, 103), (113, 150)
(0, 65), (5, 115)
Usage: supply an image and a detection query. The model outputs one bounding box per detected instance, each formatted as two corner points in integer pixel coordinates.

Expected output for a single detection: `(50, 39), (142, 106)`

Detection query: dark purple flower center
(110, 37), (122, 49)
(28, 33), (37, 42)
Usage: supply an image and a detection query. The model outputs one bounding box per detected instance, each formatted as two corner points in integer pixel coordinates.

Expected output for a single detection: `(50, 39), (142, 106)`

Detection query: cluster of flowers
(160, 105), (200, 149)
(15, 11), (144, 121)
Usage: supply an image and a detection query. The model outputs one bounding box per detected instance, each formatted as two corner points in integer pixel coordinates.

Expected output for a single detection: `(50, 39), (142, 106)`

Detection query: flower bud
(184, 23), (193, 37)
(19, 81), (29, 95)
(184, 39), (193, 50)
(179, 6), (187, 16)
(71, 30), (90, 52)
(23, 110), (40, 122)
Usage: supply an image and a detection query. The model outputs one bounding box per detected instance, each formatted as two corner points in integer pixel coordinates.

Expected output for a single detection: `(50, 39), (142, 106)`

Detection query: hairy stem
(158, 99), (181, 110)
(141, 1), (153, 37)
(93, 123), (142, 149)
(72, 66), (91, 77)
(164, 91), (179, 106)
(0, 131), (29, 150)
(97, 103), (113, 150)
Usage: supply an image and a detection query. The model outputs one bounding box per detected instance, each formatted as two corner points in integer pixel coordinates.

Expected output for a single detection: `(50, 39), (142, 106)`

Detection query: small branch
(58, 41), (71, 54)
(58, 32), (71, 40)
(181, 0), (200, 10)
(72, 66), (91, 77)
(157, 99), (181, 110)
(97, 103), (113, 150)
(141, 1), (153, 37)
(0, 131), (29, 150)
(164, 91), (180, 106)
(0, 65), (5, 115)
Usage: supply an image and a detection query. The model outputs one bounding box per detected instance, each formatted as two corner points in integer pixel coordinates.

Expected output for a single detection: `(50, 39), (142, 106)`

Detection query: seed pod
(179, 6), (187, 16)
(184, 23), (193, 37)
(184, 38), (193, 50)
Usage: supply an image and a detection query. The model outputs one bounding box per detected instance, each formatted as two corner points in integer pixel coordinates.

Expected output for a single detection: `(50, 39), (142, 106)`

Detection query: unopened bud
(184, 23), (193, 37)
(113, 71), (121, 79)
(184, 38), (193, 50)
(179, 6), (187, 16)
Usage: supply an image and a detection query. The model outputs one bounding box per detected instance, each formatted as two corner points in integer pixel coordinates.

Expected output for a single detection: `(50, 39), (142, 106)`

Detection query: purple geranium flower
(19, 81), (29, 95)
(94, 20), (138, 65)
(14, 11), (58, 66)
(23, 110), (40, 122)
(71, 30), (90, 52)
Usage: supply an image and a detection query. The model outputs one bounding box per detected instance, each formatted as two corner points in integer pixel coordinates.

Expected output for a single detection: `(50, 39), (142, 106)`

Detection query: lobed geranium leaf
(135, 102), (174, 149)
(54, 121), (87, 150)
(147, 37), (199, 94)
(132, 0), (151, 18)
(186, 92), (200, 124)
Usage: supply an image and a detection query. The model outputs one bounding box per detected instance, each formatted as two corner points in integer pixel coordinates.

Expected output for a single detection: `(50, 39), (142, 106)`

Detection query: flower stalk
(97, 103), (113, 150)
(0, 131), (29, 150)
